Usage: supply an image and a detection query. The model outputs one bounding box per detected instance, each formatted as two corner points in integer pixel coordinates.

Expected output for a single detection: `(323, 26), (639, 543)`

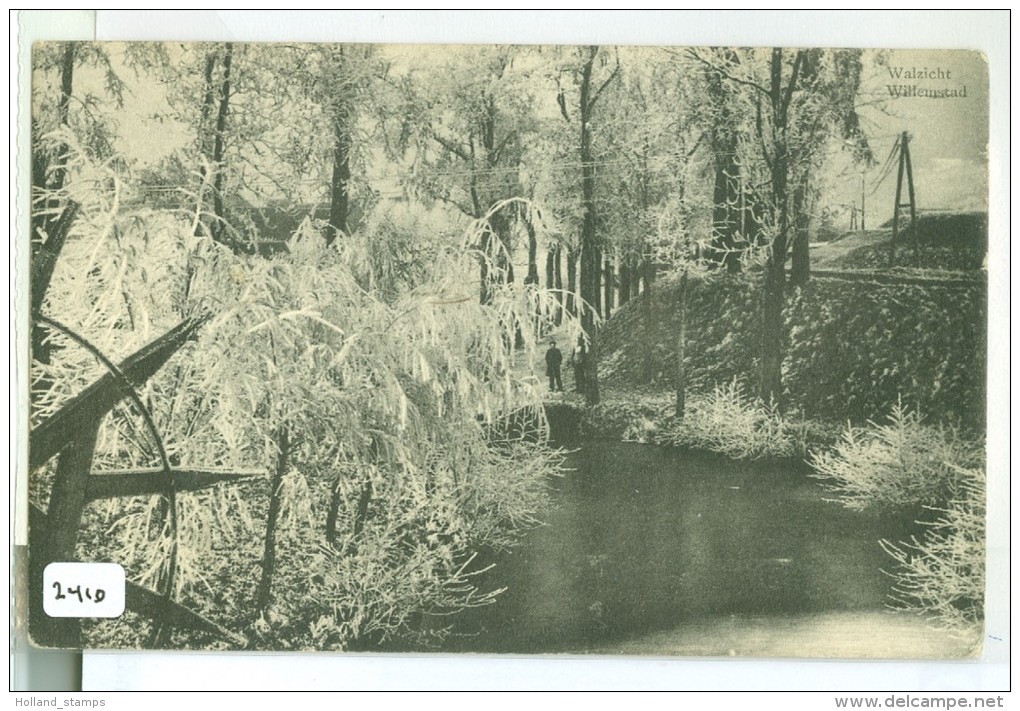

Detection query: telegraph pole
(889, 131), (918, 265)
(860, 172), (866, 231)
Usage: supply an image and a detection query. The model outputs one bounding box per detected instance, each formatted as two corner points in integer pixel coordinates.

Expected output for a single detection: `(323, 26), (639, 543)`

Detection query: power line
(867, 134), (901, 197)
(135, 157), (698, 197)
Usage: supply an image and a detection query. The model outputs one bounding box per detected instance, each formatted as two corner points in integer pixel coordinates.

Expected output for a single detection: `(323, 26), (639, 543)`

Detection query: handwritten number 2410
(52, 581), (106, 604)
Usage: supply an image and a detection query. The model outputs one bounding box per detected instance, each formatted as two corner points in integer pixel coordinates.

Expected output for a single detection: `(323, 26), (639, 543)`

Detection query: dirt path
(810, 230), (890, 268)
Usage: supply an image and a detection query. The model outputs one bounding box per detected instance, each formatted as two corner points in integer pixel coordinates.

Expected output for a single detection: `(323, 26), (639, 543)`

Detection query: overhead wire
(866, 134), (901, 197)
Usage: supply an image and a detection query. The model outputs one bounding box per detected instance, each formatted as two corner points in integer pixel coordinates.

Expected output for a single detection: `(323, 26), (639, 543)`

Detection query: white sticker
(43, 562), (126, 618)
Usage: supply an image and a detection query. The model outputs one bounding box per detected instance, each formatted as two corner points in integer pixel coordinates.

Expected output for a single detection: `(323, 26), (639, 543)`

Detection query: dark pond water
(404, 441), (928, 655)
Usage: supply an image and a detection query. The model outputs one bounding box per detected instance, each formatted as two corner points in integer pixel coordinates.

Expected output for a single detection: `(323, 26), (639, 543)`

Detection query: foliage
(136, 42), (383, 244)
(665, 380), (798, 460)
(599, 272), (986, 430)
(685, 47), (874, 254)
(391, 46), (536, 220)
(808, 402), (982, 511)
(31, 137), (197, 424)
(345, 204), (457, 299)
(254, 443), (564, 650)
(785, 278), (986, 429)
(600, 273), (759, 389)
(580, 395), (671, 443)
(683, 48), (875, 402)
(809, 403), (985, 630)
(880, 465), (986, 630)
(29, 41), (989, 652)
(833, 243), (987, 272)
(32, 137), (570, 648)
(32, 42), (128, 163)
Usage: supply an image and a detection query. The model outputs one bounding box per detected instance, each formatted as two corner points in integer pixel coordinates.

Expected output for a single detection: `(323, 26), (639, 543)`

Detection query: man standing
(545, 339), (563, 393)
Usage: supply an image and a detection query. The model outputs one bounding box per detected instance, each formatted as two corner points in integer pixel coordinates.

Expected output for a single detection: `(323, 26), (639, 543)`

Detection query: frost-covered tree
(687, 47), (873, 405)
(390, 46), (541, 305)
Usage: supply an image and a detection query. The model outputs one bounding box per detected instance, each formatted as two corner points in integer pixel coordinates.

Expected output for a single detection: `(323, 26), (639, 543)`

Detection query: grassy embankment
(535, 225), (988, 641)
(588, 224), (986, 451)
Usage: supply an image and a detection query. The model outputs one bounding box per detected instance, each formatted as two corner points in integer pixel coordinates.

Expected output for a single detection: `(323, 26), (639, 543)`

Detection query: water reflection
(406, 441), (930, 654)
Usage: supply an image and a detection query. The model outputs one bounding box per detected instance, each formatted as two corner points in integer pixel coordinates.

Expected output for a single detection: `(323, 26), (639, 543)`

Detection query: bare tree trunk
(790, 181), (810, 287)
(643, 253), (656, 290)
(199, 53), (216, 140)
(481, 211), (513, 306)
(31, 202), (80, 315)
(31, 42), (77, 312)
(193, 43), (234, 248)
(478, 229), (491, 305)
(760, 264), (786, 406)
(256, 425), (288, 616)
(577, 46), (603, 406)
(675, 270), (689, 419)
(542, 246), (554, 336)
(545, 245), (554, 290)
(192, 51), (217, 243)
(507, 253), (524, 348)
(619, 256), (631, 306)
(209, 43), (233, 246)
(703, 48), (743, 273)
(566, 246), (578, 317)
(580, 238), (602, 407)
(554, 245), (563, 326)
(325, 483), (342, 547)
(758, 48), (802, 407)
(352, 481), (373, 539)
(640, 253), (655, 383)
(525, 219), (539, 285)
(48, 43), (75, 192)
(326, 90), (352, 246)
(603, 255), (614, 319)
(710, 134), (742, 272)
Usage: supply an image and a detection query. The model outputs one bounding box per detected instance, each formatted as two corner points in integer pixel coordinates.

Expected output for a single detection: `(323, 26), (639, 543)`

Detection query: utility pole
(888, 131), (918, 265)
(860, 172), (866, 231)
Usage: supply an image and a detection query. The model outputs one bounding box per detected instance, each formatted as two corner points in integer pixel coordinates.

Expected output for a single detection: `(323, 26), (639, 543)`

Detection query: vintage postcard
(24, 41), (989, 658)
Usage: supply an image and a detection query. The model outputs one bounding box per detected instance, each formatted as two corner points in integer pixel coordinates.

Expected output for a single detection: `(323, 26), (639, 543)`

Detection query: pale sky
(847, 49), (989, 218)
(65, 44), (990, 221)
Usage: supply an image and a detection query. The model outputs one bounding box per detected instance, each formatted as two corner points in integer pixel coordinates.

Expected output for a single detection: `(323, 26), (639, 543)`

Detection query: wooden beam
(31, 201), (81, 315)
(29, 503), (247, 647)
(889, 131), (907, 266)
(30, 317), (206, 470)
(124, 573), (248, 647)
(904, 136), (918, 260)
(85, 468), (261, 501)
(41, 423), (100, 567)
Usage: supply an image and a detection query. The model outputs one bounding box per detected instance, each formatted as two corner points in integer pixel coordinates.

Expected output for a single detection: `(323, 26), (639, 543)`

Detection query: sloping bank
(550, 269), (987, 640)
(597, 269), (986, 434)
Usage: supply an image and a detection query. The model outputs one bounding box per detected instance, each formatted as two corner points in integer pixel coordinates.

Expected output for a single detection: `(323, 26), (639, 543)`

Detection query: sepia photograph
(25, 39), (989, 659)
